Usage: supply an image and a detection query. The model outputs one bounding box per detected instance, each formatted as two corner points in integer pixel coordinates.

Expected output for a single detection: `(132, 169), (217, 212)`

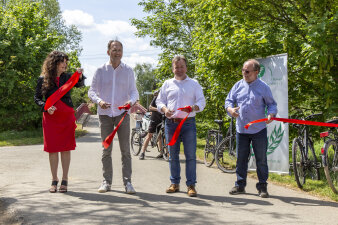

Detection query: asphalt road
(0, 115), (337, 225)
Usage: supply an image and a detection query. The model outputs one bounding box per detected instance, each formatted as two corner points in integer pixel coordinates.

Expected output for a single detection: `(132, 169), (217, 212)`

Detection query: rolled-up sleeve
(129, 70), (139, 105)
(224, 86), (237, 117)
(194, 82), (206, 112)
(88, 69), (102, 104)
(264, 86), (278, 116)
(156, 82), (168, 112)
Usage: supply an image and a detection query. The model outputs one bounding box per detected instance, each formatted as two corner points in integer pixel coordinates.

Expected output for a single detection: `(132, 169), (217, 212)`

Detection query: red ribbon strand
(44, 71), (81, 111)
(168, 106), (192, 146)
(102, 104), (131, 149)
(244, 117), (338, 129)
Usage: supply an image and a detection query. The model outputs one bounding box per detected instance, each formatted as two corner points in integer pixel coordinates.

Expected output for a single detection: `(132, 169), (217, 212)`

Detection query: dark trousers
(235, 128), (268, 191)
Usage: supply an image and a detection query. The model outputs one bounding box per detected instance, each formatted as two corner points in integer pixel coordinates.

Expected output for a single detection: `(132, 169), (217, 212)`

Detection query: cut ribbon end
(177, 106), (192, 113)
(118, 103), (131, 110)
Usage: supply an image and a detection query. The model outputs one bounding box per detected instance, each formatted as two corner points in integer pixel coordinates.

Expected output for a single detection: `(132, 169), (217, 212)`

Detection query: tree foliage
(134, 63), (158, 108)
(0, 0), (82, 131)
(132, 0), (337, 123)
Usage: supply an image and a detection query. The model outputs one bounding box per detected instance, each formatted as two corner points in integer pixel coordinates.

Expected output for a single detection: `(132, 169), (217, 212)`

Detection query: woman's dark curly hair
(41, 51), (69, 95)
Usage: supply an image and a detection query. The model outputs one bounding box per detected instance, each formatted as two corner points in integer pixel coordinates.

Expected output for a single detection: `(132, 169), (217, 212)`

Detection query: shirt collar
(105, 61), (125, 70)
(174, 75), (190, 82)
(243, 78), (259, 87)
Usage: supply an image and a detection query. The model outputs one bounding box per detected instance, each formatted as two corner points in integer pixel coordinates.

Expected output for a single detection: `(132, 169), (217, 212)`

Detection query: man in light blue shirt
(225, 59), (277, 198)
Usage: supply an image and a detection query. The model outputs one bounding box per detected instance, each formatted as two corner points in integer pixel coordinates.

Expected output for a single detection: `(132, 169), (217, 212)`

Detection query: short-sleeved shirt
(150, 95), (162, 124)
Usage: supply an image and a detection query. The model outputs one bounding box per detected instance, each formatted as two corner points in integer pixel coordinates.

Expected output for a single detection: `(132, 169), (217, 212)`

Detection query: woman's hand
(47, 106), (57, 115)
(77, 68), (83, 79)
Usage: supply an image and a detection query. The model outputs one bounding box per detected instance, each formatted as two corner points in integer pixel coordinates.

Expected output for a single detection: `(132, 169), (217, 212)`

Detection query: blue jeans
(165, 118), (197, 186)
(235, 128), (268, 191)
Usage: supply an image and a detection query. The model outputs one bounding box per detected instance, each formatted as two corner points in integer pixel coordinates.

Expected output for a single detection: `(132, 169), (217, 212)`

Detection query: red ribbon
(244, 117), (338, 129)
(102, 104), (131, 149)
(44, 71), (81, 111)
(168, 106), (192, 146)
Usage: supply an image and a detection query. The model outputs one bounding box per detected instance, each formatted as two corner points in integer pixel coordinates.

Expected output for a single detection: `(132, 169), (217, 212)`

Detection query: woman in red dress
(34, 51), (85, 193)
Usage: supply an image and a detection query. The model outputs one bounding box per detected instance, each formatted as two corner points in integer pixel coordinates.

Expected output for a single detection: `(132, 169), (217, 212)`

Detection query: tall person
(157, 55), (206, 197)
(34, 50), (85, 193)
(88, 40), (139, 194)
(225, 59), (277, 198)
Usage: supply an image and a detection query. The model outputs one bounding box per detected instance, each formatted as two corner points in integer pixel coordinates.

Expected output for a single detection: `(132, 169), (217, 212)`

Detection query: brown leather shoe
(187, 185), (197, 197)
(166, 184), (179, 193)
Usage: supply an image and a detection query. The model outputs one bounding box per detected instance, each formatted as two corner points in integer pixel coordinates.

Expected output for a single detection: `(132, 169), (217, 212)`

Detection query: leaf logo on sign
(258, 64), (265, 78)
(250, 123), (284, 156)
(267, 123), (284, 155)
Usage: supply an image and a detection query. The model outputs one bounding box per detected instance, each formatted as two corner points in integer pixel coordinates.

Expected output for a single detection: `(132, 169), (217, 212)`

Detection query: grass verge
(196, 137), (338, 202)
(0, 125), (87, 147)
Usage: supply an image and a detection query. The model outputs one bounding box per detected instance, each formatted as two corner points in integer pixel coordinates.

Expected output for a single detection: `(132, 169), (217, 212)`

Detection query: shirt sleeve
(194, 82), (206, 112)
(224, 84), (237, 117)
(128, 69), (139, 105)
(156, 82), (167, 112)
(264, 85), (278, 116)
(88, 69), (103, 104)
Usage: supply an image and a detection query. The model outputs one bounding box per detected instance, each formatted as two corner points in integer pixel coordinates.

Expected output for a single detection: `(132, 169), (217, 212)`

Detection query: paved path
(0, 115), (337, 225)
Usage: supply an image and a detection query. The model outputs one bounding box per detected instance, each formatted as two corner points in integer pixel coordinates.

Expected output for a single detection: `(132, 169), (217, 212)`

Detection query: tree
(131, 0), (196, 83)
(0, 0), (83, 131)
(134, 63), (158, 108)
(134, 0), (337, 122)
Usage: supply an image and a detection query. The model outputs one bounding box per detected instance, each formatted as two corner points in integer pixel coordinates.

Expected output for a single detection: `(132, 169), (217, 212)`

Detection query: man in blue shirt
(225, 59), (277, 198)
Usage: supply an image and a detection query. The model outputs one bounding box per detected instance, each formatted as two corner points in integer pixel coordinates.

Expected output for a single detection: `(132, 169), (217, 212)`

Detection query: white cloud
(123, 53), (158, 68)
(82, 64), (98, 86)
(96, 20), (137, 37)
(62, 10), (95, 29)
(62, 10), (136, 36)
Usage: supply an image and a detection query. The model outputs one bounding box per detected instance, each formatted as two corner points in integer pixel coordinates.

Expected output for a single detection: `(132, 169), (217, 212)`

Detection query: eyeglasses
(242, 69), (257, 74)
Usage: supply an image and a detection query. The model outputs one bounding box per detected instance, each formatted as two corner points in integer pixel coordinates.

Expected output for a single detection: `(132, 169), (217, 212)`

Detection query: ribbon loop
(44, 71), (81, 110)
(102, 104), (131, 149)
(167, 106), (192, 146)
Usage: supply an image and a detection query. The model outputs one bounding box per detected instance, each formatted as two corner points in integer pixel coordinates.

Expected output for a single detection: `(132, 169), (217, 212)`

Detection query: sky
(58, 0), (160, 86)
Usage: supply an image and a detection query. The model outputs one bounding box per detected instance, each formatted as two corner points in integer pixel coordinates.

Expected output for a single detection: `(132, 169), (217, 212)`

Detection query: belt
(168, 117), (194, 123)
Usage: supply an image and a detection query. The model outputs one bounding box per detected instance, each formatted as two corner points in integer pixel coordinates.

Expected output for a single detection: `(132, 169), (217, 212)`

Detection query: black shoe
(156, 154), (163, 158)
(229, 186), (245, 195)
(258, 189), (269, 198)
(139, 152), (145, 160)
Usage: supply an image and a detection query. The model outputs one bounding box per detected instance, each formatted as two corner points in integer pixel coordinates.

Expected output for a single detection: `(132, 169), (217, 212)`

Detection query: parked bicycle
(291, 113), (322, 188)
(130, 113), (169, 161)
(130, 112), (149, 156)
(204, 120), (224, 167)
(320, 118), (338, 193)
(214, 116), (237, 173)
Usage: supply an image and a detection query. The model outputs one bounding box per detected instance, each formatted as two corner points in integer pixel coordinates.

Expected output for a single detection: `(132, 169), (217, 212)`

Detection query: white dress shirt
(156, 76), (206, 118)
(88, 61), (139, 117)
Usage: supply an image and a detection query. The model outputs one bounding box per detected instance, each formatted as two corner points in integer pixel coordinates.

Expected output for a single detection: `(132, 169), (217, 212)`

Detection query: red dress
(42, 77), (77, 152)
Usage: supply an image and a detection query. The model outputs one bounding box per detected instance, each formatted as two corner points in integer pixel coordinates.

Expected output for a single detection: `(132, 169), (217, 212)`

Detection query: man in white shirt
(88, 40), (139, 194)
(156, 55), (206, 197)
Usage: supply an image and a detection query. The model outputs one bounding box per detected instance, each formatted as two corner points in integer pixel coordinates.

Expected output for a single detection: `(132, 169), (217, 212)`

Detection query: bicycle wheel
(161, 133), (169, 161)
(215, 136), (236, 173)
(204, 130), (217, 167)
(307, 139), (320, 180)
(323, 140), (338, 193)
(292, 138), (305, 188)
(130, 129), (142, 156)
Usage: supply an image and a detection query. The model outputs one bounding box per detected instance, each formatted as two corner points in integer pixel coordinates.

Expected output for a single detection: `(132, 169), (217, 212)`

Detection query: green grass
(195, 137), (338, 202)
(0, 125), (87, 147)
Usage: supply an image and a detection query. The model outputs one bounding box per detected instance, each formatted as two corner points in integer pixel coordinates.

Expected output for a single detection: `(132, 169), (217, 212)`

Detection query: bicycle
(291, 113), (322, 188)
(131, 113), (169, 161)
(204, 120), (224, 167)
(214, 117), (237, 173)
(320, 118), (338, 193)
(130, 112), (149, 156)
(145, 115), (169, 161)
